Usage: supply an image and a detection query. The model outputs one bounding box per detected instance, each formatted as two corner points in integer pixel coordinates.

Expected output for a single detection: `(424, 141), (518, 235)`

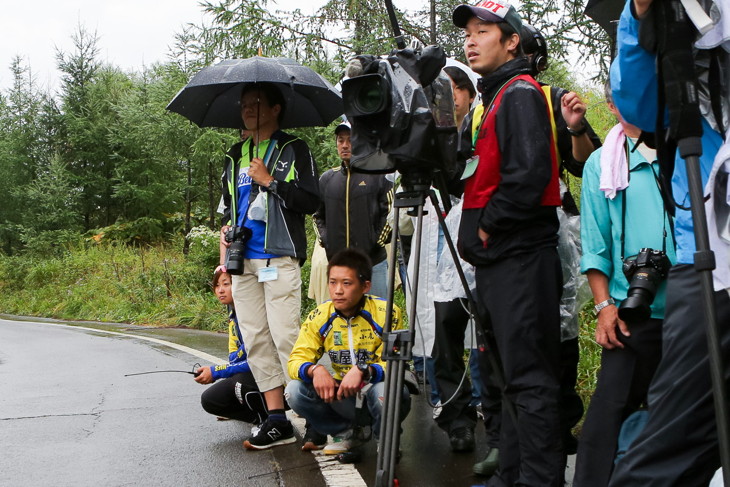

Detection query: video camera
(341, 45), (458, 187)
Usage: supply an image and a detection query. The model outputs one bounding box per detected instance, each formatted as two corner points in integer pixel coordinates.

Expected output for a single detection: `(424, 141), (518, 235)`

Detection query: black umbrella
(584, 0), (625, 37)
(167, 57), (343, 129)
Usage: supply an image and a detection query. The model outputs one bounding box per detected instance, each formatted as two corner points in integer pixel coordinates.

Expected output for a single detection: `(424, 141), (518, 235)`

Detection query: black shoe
(243, 417), (296, 450)
(301, 425), (327, 451)
(449, 427), (475, 452)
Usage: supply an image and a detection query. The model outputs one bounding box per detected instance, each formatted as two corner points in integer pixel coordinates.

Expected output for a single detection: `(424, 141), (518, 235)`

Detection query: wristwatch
(266, 179), (278, 193)
(357, 362), (371, 382)
(567, 120), (588, 137)
(594, 298), (616, 314)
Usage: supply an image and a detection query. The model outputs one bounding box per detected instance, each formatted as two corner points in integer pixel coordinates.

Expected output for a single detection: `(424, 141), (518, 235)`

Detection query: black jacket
(220, 130), (320, 262)
(313, 162), (393, 264)
(459, 85), (602, 216)
(459, 57), (559, 265)
(547, 84), (602, 215)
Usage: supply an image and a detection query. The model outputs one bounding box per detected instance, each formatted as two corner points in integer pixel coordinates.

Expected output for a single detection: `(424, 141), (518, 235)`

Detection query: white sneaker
(322, 429), (357, 455)
(432, 401), (443, 420)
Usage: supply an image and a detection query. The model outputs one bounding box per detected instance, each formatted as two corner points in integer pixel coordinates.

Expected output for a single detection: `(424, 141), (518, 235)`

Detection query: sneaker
(473, 447), (500, 476)
(243, 417), (296, 450)
(323, 429), (358, 455)
(449, 426), (475, 452)
(301, 425), (327, 451)
(432, 401), (443, 420)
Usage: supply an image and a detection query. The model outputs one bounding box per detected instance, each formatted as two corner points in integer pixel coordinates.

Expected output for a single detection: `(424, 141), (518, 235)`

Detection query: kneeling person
(286, 248), (411, 454)
(196, 271), (267, 425)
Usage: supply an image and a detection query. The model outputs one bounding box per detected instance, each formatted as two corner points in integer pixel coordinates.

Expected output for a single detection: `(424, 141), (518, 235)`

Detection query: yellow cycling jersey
(288, 295), (403, 383)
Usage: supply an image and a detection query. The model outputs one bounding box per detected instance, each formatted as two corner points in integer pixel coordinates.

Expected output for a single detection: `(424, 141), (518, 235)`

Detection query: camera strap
(232, 157), (250, 229)
(620, 138), (674, 259)
(247, 136), (278, 173)
(471, 75), (521, 148)
(236, 136), (277, 224)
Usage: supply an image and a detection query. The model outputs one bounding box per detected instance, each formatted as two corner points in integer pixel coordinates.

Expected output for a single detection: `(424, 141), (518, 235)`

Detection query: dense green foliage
(0, 216), (407, 332)
(0, 0), (613, 407)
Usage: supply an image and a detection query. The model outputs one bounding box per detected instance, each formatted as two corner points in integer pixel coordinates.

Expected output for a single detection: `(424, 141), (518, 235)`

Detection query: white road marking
(23, 320), (369, 487)
(37, 321), (224, 364)
(289, 415), (368, 487)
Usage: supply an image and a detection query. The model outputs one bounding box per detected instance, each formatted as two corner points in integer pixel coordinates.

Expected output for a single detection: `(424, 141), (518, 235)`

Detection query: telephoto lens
(224, 226), (251, 275)
(618, 248), (671, 323)
(226, 240), (245, 275)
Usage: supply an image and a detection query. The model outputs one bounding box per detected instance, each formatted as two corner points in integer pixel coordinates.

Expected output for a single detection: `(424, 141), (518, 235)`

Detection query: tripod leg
(375, 192), (425, 486)
(426, 190), (518, 426)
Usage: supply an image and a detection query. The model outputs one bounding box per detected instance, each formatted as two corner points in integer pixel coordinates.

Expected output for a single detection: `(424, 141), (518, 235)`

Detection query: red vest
(463, 74), (561, 210)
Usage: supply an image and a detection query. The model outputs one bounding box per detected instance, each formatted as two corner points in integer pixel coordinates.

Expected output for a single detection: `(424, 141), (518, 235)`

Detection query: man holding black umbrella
(218, 82), (321, 450)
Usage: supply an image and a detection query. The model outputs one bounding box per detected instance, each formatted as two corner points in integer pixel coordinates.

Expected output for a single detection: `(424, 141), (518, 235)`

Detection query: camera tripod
(373, 171), (516, 487)
(648, 1), (729, 483)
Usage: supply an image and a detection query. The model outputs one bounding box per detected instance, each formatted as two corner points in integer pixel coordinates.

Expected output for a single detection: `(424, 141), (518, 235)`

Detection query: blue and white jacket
(210, 311), (251, 381)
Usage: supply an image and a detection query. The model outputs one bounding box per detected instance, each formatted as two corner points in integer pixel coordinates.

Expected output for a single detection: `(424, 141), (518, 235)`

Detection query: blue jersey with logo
(235, 139), (279, 260)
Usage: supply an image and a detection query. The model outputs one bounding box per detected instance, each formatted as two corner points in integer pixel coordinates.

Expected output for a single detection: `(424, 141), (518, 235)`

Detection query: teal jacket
(580, 141), (677, 319)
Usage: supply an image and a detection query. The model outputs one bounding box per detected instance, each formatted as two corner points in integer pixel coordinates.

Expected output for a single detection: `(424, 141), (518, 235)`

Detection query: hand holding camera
(619, 248), (671, 323)
(595, 303), (631, 350)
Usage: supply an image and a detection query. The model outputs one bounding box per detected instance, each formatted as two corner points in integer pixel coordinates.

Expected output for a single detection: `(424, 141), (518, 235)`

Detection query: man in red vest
(453, 2), (564, 485)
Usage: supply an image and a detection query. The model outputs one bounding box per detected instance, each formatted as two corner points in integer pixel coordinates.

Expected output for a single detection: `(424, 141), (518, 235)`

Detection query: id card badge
(258, 266), (278, 282)
(461, 155), (479, 180)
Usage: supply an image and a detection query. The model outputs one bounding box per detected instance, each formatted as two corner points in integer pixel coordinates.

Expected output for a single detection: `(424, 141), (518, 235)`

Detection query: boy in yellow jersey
(286, 248), (411, 454)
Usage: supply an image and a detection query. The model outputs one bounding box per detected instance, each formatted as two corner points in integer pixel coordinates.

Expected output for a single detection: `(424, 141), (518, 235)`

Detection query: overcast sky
(0, 0), (434, 94)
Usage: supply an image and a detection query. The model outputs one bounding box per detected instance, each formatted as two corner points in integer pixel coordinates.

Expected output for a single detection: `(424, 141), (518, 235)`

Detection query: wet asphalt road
(0, 317), (324, 487)
(0, 316), (575, 487)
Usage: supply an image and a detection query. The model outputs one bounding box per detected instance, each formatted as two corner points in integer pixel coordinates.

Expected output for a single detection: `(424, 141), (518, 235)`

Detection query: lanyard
(471, 75), (520, 148)
(232, 137), (277, 225)
(619, 138), (673, 259)
(247, 137), (277, 173)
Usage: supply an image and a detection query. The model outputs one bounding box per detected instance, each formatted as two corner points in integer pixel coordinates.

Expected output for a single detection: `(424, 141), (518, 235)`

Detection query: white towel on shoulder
(599, 124), (629, 200)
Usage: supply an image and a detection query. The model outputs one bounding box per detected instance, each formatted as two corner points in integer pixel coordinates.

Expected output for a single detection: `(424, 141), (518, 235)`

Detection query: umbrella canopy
(167, 57), (343, 129)
(584, 0), (625, 37)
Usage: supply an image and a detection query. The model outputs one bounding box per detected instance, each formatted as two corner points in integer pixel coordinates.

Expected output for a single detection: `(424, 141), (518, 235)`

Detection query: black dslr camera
(618, 248), (672, 323)
(224, 225), (252, 275)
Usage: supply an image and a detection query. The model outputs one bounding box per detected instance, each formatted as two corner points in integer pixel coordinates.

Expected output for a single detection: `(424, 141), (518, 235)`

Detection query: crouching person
(196, 271), (267, 425)
(286, 248), (411, 455)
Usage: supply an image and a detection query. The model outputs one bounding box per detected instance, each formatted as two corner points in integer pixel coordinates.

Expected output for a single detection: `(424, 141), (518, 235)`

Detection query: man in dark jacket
(218, 82), (320, 450)
(313, 122), (393, 298)
(473, 23), (603, 479)
(453, 2), (564, 485)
